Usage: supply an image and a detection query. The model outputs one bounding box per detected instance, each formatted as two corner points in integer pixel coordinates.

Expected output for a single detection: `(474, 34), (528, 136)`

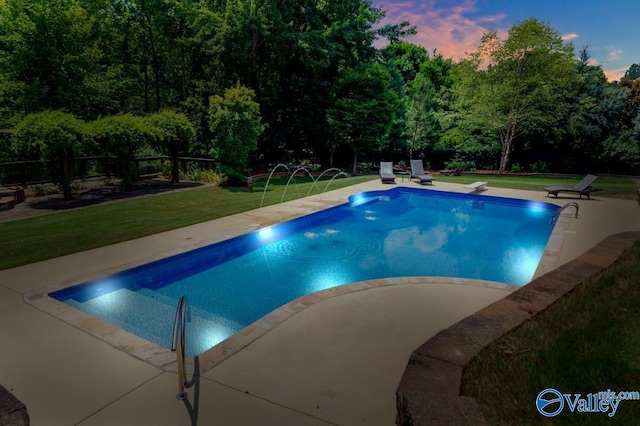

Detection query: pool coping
(23, 186), (568, 375)
(395, 230), (640, 425)
(25, 276), (517, 375)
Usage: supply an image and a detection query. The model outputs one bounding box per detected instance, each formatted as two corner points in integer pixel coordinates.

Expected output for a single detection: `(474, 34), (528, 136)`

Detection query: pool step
(137, 288), (244, 333)
(66, 288), (242, 355)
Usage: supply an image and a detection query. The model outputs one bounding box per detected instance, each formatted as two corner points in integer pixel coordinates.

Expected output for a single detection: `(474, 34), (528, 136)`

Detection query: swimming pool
(51, 187), (559, 356)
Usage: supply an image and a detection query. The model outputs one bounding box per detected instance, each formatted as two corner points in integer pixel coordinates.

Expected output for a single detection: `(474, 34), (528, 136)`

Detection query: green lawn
(0, 174), (636, 271)
(433, 173), (636, 195)
(461, 241), (640, 424)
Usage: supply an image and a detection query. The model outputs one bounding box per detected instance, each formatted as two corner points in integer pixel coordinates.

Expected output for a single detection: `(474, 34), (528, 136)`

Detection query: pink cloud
(608, 49), (623, 61)
(378, 0), (507, 60)
(576, 56), (623, 82)
(604, 67), (626, 82)
(562, 33), (579, 42)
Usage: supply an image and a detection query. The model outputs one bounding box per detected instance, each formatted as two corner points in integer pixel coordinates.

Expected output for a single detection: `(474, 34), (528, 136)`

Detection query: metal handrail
(550, 202), (579, 224)
(171, 295), (191, 400)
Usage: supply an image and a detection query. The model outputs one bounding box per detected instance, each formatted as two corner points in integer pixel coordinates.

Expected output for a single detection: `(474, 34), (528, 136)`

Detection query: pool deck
(1, 178), (640, 425)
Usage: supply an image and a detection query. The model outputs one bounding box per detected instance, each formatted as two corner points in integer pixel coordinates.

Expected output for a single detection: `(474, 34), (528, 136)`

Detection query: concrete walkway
(1, 178), (639, 425)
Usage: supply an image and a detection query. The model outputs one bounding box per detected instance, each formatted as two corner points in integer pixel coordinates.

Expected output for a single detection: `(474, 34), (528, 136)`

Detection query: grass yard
(434, 173), (636, 196)
(461, 241), (640, 424)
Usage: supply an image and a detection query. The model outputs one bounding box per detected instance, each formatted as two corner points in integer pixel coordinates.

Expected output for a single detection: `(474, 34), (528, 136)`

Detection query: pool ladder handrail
(172, 295), (192, 400)
(550, 202), (579, 224)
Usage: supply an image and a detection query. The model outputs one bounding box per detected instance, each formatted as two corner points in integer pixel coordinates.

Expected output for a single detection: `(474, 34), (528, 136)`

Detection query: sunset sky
(375, 0), (640, 81)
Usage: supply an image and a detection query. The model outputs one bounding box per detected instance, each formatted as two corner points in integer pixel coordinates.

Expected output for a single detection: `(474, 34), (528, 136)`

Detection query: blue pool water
(51, 187), (559, 356)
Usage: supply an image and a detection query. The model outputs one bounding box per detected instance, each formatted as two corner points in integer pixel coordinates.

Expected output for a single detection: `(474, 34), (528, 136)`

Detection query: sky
(375, 0), (640, 81)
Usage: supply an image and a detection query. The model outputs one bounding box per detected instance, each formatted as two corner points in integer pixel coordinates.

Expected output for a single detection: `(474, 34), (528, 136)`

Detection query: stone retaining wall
(395, 231), (640, 425)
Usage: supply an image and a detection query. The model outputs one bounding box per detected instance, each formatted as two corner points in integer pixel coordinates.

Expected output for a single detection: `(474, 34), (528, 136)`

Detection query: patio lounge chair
(410, 159), (434, 185)
(544, 174), (600, 200)
(379, 162), (396, 183)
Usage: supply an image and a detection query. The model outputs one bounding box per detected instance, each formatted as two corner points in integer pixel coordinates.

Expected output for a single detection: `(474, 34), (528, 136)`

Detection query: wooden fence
(0, 156), (216, 187)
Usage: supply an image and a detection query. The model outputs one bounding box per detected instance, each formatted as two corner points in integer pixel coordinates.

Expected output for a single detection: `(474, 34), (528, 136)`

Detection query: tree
(204, 0), (387, 164)
(381, 42), (429, 152)
(0, 0), (108, 120)
(0, 0), (402, 169)
(406, 74), (438, 157)
(11, 111), (93, 200)
(147, 109), (195, 183)
(93, 114), (161, 191)
(625, 63), (640, 80)
(381, 41), (428, 86)
(536, 47), (609, 170)
(327, 62), (398, 173)
(419, 50), (456, 94)
(454, 19), (576, 172)
(619, 74), (640, 128)
(209, 83), (264, 184)
(601, 74), (640, 168)
(115, 0), (194, 113)
(377, 20), (417, 44)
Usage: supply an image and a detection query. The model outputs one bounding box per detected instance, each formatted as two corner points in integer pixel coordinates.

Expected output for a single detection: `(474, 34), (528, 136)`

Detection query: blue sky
(375, 0), (640, 81)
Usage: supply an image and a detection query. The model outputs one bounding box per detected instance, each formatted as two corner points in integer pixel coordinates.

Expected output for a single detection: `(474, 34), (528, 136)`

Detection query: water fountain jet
(322, 171), (351, 193)
(260, 164), (290, 208)
(280, 167), (315, 203)
(306, 167), (344, 196)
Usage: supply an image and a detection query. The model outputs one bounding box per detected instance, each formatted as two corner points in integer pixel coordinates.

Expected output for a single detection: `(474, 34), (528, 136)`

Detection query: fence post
(20, 161), (27, 187)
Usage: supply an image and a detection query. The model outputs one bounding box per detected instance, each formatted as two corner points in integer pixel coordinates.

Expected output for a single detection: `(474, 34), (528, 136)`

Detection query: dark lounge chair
(410, 159), (435, 185)
(379, 162), (396, 183)
(544, 174), (600, 200)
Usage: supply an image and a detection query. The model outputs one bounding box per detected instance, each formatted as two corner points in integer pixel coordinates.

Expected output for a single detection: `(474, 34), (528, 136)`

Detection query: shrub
(209, 83), (264, 185)
(11, 111), (93, 200)
(510, 163), (524, 173)
(530, 160), (550, 173)
(444, 159), (475, 171)
(92, 114), (161, 191)
(356, 162), (372, 173)
(147, 109), (196, 184)
(31, 184), (60, 197)
(192, 169), (227, 186)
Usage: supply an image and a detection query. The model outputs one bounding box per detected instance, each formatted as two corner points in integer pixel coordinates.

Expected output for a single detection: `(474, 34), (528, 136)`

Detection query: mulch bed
(0, 178), (205, 223)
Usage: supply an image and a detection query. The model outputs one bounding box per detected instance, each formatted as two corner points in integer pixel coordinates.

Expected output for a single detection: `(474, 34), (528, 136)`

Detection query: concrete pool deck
(1, 178), (640, 425)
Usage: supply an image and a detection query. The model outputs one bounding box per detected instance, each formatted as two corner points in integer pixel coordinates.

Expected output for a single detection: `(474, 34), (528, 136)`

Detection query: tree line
(1, 0), (639, 182)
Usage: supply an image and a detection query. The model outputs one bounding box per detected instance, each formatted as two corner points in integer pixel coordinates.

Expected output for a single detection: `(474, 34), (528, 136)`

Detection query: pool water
(51, 187), (559, 356)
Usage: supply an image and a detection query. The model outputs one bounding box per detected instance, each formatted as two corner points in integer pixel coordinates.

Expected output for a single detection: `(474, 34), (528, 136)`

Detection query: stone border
(26, 276), (514, 375)
(395, 231), (640, 425)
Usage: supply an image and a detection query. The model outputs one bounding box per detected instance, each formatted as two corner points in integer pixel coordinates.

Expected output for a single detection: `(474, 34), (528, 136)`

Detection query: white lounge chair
(544, 175), (600, 200)
(379, 162), (396, 184)
(410, 159), (434, 185)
